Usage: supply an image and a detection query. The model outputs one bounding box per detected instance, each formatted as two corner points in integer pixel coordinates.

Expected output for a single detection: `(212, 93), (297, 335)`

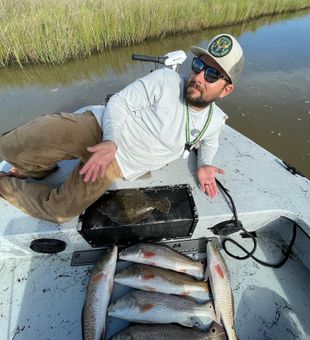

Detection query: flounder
(97, 189), (171, 225)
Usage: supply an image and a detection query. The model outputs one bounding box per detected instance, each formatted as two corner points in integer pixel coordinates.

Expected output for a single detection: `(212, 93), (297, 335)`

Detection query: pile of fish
(82, 241), (237, 340)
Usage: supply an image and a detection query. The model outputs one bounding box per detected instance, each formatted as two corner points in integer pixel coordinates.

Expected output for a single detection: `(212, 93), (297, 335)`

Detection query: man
(0, 33), (244, 223)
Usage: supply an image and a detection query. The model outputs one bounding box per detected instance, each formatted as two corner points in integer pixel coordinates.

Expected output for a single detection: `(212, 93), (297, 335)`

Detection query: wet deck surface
(1, 224), (309, 340)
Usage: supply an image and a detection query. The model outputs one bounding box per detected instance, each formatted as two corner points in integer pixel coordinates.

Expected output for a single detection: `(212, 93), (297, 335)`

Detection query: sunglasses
(191, 57), (231, 84)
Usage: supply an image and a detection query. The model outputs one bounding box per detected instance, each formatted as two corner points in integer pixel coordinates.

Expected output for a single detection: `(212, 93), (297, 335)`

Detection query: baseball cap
(191, 34), (244, 84)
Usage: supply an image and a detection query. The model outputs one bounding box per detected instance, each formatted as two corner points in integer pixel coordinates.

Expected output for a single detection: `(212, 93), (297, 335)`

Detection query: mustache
(186, 81), (204, 93)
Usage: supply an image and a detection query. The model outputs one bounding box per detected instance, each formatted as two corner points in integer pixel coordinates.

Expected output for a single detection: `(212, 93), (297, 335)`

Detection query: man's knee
(0, 131), (16, 161)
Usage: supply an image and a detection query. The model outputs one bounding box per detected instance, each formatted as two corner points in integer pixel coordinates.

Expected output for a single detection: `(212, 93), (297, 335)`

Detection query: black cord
(215, 179), (239, 221)
(215, 178), (298, 268)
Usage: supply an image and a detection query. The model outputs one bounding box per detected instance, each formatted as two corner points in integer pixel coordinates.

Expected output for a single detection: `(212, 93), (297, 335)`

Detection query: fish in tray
(111, 322), (227, 339)
(82, 245), (118, 340)
(97, 189), (171, 225)
(206, 241), (237, 340)
(119, 243), (205, 280)
(108, 290), (215, 330)
(114, 263), (211, 303)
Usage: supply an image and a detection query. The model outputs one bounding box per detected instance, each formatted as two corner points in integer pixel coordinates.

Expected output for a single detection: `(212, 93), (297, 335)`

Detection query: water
(0, 9), (309, 177)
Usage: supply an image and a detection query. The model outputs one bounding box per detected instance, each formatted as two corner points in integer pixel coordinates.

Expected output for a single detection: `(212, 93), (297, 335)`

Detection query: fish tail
(207, 321), (227, 339)
(156, 197), (171, 214)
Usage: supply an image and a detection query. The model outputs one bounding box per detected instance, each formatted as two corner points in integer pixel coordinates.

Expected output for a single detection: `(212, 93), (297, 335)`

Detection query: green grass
(0, 0), (309, 67)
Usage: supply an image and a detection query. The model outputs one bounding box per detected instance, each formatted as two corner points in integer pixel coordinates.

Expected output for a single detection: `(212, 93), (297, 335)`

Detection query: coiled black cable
(215, 178), (297, 268)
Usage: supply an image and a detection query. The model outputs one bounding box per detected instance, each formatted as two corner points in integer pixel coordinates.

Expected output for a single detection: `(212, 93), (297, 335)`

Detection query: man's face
(185, 55), (233, 109)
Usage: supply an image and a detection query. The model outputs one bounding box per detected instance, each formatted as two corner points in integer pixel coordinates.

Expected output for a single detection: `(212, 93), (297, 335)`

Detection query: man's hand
(197, 165), (224, 198)
(79, 141), (117, 182)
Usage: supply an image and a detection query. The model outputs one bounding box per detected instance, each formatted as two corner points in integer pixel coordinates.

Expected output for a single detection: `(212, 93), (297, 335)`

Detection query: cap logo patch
(209, 36), (232, 57)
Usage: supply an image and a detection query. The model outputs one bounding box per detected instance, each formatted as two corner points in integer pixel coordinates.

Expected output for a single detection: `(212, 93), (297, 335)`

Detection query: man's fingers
(204, 181), (218, 198)
(83, 163), (96, 182)
(87, 145), (100, 153)
(91, 168), (99, 182)
(205, 184), (213, 197)
(205, 183), (215, 197)
(214, 167), (225, 175)
(79, 162), (89, 175)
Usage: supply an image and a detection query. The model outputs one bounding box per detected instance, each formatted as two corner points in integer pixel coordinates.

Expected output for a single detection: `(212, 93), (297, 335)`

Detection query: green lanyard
(184, 101), (213, 152)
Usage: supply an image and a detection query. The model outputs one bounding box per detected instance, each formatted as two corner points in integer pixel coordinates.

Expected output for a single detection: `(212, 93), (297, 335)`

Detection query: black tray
(78, 184), (198, 247)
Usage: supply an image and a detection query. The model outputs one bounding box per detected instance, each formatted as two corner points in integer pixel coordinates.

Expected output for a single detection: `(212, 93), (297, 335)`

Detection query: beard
(184, 80), (211, 108)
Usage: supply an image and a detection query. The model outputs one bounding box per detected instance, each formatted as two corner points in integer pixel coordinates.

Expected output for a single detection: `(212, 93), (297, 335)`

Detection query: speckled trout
(114, 263), (210, 302)
(82, 246), (118, 340)
(108, 290), (215, 330)
(111, 322), (227, 339)
(206, 241), (237, 340)
(119, 243), (205, 280)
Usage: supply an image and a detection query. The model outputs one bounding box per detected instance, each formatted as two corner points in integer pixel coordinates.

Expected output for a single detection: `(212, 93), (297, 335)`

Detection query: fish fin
(232, 288), (236, 316)
(180, 290), (191, 296)
(204, 270), (209, 282)
(156, 197), (171, 214)
(180, 318), (195, 327)
(214, 300), (222, 324)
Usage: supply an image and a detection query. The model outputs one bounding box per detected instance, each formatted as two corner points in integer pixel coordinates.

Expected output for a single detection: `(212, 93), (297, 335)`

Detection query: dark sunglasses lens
(205, 68), (220, 83)
(192, 57), (204, 73)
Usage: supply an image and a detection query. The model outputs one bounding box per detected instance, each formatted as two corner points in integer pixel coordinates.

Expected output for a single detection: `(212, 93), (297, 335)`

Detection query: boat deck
(1, 220), (309, 339)
(1, 123), (310, 339)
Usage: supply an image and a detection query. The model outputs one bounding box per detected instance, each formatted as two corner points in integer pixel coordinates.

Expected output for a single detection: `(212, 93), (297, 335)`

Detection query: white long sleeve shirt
(91, 67), (228, 181)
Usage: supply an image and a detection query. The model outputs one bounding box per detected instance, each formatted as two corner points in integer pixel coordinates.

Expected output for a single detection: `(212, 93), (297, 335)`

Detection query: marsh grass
(0, 0), (309, 67)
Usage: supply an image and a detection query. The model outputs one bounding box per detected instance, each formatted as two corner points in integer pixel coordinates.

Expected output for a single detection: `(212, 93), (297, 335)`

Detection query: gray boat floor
(1, 226), (309, 340)
(1, 119), (309, 340)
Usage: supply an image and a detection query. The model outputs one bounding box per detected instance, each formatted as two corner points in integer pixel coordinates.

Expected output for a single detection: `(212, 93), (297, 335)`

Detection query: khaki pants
(0, 111), (122, 223)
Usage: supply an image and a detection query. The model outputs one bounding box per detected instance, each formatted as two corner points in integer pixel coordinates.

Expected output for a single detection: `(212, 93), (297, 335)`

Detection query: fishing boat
(0, 52), (309, 340)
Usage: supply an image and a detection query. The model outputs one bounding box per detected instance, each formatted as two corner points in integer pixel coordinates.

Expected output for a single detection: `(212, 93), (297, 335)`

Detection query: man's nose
(193, 70), (205, 84)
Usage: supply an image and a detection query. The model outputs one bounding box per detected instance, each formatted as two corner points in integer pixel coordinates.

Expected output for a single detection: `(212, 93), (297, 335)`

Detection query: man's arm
(80, 69), (166, 182)
(197, 128), (224, 197)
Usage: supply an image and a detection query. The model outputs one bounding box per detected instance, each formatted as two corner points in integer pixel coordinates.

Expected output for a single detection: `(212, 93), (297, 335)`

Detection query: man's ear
(219, 83), (234, 98)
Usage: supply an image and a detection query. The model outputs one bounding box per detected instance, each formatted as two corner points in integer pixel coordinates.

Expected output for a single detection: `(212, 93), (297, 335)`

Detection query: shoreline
(0, 1), (309, 68)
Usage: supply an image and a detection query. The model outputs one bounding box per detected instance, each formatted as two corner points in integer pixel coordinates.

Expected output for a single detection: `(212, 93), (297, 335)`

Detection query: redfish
(119, 243), (204, 280)
(115, 263), (210, 302)
(108, 290), (215, 330)
(82, 246), (118, 340)
(206, 241), (237, 340)
(111, 322), (227, 339)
